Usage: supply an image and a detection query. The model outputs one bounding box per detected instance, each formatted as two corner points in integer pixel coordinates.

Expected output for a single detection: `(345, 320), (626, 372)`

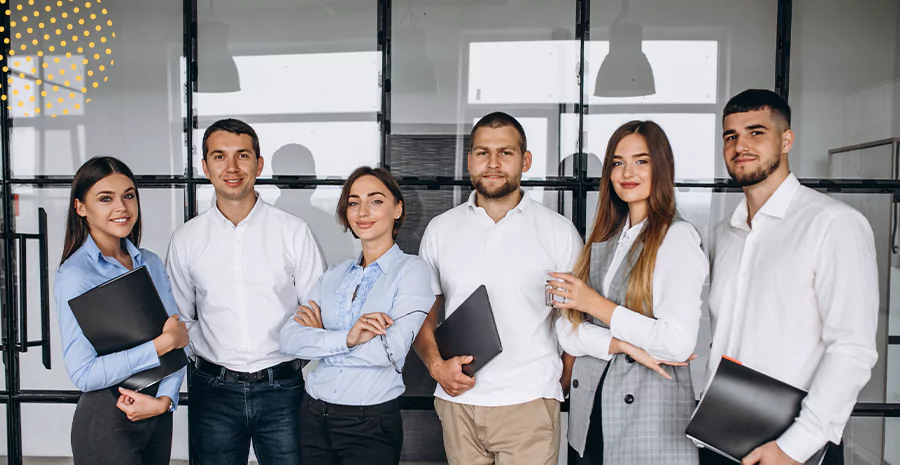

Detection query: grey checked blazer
(567, 220), (700, 464)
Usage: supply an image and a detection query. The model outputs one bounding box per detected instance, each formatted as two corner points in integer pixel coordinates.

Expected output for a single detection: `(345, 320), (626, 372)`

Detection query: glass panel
(588, 0), (776, 181)
(790, 0), (900, 179)
(8, 0), (186, 177)
(828, 142), (895, 180)
(390, 0), (578, 179)
(844, 417), (885, 465)
(192, 121), (380, 181)
(13, 187), (185, 390)
(578, 113), (717, 182)
(192, 0), (380, 179)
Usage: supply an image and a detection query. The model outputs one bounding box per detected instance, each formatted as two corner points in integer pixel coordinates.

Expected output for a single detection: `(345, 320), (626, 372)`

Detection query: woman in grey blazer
(547, 120), (708, 465)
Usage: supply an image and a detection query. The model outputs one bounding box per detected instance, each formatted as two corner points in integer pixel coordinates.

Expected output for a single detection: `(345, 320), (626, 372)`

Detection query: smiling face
(609, 133), (653, 207)
(202, 130), (264, 202)
(345, 174), (403, 243)
(722, 108), (793, 187)
(74, 173), (139, 243)
(468, 125), (532, 200)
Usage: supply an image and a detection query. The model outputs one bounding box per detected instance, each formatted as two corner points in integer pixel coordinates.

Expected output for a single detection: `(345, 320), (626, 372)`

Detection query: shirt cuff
(582, 322), (613, 360)
(777, 421), (827, 463)
(128, 340), (162, 373)
(324, 329), (351, 356)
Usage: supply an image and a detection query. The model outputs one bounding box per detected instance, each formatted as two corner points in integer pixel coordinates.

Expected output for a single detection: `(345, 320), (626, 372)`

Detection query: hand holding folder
(685, 357), (829, 465)
(67, 266), (189, 393)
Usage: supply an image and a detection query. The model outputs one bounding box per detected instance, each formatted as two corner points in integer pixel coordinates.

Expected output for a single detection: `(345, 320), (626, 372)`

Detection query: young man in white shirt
(705, 90), (878, 465)
(414, 112), (583, 465)
(166, 119), (326, 465)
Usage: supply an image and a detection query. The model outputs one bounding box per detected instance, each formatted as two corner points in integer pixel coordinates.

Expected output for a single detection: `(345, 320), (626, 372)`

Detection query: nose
(487, 152), (501, 170)
(623, 161), (635, 179)
(734, 135), (751, 155)
(225, 155), (240, 172)
(358, 202), (370, 217)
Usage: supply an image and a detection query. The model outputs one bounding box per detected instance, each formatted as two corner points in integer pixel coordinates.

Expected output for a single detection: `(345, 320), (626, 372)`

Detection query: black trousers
(71, 389), (173, 465)
(300, 395), (403, 465)
(568, 365), (608, 465)
(699, 442), (845, 465)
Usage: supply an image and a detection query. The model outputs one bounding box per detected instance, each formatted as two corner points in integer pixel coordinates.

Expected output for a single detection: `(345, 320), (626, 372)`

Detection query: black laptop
(68, 266), (188, 392)
(433, 285), (503, 377)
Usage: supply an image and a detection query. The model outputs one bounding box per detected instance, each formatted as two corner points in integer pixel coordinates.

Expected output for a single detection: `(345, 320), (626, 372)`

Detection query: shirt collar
(465, 189), (531, 215)
(350, 243), (401, 275)
(82, 234), (143, 266)
(618, 216), (646, 243)
(212, 191), (265, 227)
(730, 173), (801, 230)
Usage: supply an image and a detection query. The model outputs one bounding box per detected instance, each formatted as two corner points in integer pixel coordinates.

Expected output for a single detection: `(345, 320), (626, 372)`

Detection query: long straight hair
(565, 121), (676, 324)
(60, 156), (142, 264)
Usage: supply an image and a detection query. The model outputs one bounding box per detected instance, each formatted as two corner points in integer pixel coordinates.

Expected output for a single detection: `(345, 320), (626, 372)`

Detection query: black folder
(68, 266), (187, 392)
(433, 285), (502, 377)
(686, 357), (828, 465)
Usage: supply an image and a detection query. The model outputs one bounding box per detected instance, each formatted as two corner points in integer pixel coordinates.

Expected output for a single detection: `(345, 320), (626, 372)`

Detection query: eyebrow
(612, 153), (650, 158)
(348, 192), (387, 199)
(472, 145), (517, 151)
(723, 123), (769, 138)
(95, 187), (134, 196)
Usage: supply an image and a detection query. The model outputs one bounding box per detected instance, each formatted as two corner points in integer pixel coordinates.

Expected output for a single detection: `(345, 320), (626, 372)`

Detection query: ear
(201, 158), (210, 178)
(256, 156), (265, 177)
(74, 198), (87, 218)
(394, 199), (403, 220)
(521, 150), (533, 174)
(782, 129), (794, 155)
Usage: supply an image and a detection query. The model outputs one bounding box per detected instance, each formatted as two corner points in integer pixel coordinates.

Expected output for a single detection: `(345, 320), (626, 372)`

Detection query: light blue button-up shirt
(280, 244), (435, 406)
(54, 235), (186, 409)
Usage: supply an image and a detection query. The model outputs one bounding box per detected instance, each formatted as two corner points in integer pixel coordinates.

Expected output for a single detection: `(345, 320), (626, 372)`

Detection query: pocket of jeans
(189, 370), (219, 389)
(273, 373), (304, 390)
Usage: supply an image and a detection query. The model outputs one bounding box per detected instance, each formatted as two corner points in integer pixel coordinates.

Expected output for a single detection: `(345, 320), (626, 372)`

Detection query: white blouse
(555, 219), (709, 362)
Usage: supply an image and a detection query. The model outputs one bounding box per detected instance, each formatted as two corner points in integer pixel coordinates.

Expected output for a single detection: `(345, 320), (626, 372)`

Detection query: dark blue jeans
(189, 366), (304, 465)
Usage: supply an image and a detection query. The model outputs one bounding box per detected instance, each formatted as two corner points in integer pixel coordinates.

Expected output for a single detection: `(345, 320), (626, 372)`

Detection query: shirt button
(333, 389), (337, 394)
(339, 369), (343, 374)
(572, 379), (579, 389)
(624, 394), (634, 404)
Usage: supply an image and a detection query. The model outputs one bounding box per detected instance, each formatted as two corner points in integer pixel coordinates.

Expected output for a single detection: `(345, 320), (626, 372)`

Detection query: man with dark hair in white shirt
(166, 118), (326, 465)
(414, 112), (582, 465)
(704, 89), (878, 465)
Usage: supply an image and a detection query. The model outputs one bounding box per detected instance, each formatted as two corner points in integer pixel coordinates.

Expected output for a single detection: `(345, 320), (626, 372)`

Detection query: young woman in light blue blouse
(54, 156), (188, 465)
(280, 166), (435, 465)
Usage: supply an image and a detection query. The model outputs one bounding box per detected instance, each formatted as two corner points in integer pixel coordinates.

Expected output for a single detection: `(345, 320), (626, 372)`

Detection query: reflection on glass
(193, 121), (380, 179)
(577, 113), (717, 182)
(8, 0), (185, 177)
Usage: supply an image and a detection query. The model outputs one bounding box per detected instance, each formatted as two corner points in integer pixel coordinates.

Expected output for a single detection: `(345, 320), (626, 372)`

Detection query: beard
(727, 154), (781, 187)
(472, 172), (521, 200)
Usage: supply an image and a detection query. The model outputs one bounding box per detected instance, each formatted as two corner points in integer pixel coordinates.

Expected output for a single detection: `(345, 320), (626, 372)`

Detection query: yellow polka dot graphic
(3, 0), (113, 117)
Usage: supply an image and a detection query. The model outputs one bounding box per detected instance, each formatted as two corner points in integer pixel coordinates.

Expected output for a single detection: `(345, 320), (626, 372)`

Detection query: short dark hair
(471, 111), (527, 153)
(336, 166), (406, 240)
(723, 89), (792, 129)
(202, 118), (261, 160)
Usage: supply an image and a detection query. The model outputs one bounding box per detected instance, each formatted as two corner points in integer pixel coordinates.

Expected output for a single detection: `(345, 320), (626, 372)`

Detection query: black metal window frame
(0, 0), (899, 463)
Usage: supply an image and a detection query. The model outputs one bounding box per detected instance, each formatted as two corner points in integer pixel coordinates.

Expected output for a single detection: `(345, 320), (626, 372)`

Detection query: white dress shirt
(555, 218), (708, 363)
(166, 195), (326, 373)
(419, 191), (583, 407)
(707, 173), (878, 462)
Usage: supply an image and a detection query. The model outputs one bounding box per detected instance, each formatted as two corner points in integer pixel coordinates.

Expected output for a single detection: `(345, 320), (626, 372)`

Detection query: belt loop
(358, 406), (365, 420)
(217, 366), (226, 382)
(267, 367), (275, 386)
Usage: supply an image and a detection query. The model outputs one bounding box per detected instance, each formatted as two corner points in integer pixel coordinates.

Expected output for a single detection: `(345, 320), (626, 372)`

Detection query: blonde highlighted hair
(564, 120), (676, 325)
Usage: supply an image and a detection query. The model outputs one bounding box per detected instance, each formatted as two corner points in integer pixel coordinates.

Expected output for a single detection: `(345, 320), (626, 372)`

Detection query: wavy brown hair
(565, 120), (676, 325)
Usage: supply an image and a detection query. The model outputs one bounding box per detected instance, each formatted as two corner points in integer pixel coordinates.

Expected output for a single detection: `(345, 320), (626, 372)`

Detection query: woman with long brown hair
(54, 156), (188, 465)
(548, 121), (708, 464)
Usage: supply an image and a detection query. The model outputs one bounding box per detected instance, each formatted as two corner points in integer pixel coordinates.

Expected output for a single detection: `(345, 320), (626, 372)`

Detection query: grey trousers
(71, 389), (173, 465)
